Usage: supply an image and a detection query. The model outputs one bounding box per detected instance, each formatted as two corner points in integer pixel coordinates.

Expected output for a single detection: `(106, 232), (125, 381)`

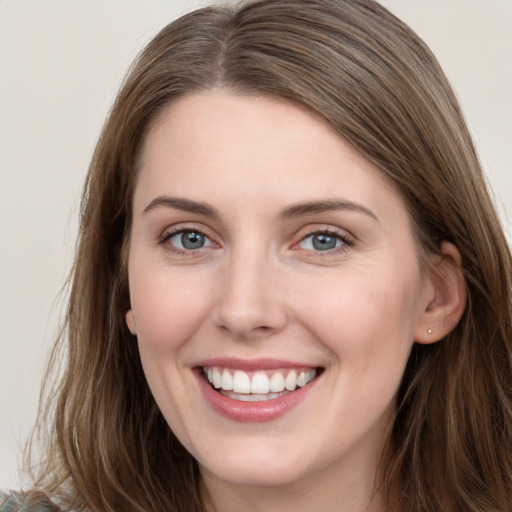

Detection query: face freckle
(126, 89), (434, 498)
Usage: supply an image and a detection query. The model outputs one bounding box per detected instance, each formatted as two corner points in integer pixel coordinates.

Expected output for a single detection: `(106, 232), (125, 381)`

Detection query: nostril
(254, 325), (271, 333)
(216, 321), (280, 340)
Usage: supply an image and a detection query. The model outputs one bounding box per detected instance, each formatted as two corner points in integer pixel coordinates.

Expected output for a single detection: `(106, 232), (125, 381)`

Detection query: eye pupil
(181, 231), (205, 249)
(313, 233), (337, 251)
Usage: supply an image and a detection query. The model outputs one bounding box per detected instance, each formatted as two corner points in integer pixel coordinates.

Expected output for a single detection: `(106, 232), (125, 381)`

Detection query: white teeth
(221, 369), (233, 391)
(233, 370), (251, 394)
(222, 391), (285, 402)
(285, 370), (297, 391)
(270, 372), (285, 392)
(205, 367), (317, 396)
(251, 372), (270, 394)
(212, 367), (222, 389)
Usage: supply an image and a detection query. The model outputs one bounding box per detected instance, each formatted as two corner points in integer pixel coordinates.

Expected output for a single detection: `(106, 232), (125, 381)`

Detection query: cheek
(299, 270), (422, 439)
(128, 268), (214, 436)
(297, 267), (422, 370)
(129, 266), (213, 354)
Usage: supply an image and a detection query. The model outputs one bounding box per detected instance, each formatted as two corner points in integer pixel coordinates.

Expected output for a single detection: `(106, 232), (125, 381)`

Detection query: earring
(428, 329), (432, 334)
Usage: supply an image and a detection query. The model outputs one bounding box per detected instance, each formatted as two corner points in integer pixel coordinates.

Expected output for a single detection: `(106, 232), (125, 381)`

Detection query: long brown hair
(27, 1), (512, 511)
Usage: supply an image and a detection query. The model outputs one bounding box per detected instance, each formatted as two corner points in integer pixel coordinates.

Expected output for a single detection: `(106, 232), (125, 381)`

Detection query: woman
(2, 0), (511, 510)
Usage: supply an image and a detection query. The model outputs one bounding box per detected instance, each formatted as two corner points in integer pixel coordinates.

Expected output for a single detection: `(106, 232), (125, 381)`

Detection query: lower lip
(195, 370), (319, 423)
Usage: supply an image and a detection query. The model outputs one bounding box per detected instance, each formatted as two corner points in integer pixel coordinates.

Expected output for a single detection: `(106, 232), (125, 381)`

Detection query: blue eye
(298, 231), (348, 251)
(166, 230), (212, 250)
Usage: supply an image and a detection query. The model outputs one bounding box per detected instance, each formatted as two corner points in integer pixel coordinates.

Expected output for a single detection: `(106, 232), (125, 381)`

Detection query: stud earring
(428, 329), (432, 334)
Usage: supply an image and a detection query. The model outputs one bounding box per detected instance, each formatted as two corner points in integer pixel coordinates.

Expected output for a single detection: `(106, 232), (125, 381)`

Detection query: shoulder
(0, 491), (71, 512)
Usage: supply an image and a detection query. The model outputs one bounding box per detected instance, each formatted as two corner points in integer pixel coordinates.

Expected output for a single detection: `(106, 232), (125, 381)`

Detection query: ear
(126, 309), (137, 335)
(414, 241), (466, 344)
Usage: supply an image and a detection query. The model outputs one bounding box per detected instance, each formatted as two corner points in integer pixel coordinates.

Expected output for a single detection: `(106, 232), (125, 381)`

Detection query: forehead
(134, 90), (406, 224)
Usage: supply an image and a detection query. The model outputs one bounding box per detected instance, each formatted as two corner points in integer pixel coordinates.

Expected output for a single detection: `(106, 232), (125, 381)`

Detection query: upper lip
(194, 357), (320, 371)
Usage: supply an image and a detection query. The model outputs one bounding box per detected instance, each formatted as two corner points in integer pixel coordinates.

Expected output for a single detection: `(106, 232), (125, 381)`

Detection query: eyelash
(295, 228), (354, 256)
(158, 227), (354, 255)
(158, 226), (214, 256)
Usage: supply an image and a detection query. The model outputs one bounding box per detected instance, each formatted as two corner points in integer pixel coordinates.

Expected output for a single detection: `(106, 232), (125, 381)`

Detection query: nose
(212, 247), (288, 339)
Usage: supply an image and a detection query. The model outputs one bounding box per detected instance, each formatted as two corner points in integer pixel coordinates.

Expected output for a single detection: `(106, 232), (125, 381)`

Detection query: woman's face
(126, 91), (435, 493)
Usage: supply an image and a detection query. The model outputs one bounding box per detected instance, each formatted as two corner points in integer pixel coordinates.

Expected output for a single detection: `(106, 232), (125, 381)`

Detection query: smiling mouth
(201, 366), (322, 402)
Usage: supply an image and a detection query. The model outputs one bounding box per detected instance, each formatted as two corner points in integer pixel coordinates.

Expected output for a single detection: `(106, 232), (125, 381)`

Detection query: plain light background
(1, 0), (511, 491)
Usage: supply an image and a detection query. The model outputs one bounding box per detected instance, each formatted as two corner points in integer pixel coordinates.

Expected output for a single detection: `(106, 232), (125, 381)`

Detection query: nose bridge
(213, 240), (287, 337)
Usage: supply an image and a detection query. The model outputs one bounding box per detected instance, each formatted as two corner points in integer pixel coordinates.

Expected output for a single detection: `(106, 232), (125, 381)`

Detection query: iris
(312, 233), (338, 251)
(181, 231), (205, 249)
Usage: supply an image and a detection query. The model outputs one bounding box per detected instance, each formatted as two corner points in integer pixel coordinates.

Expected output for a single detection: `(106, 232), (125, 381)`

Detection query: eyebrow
(143, 196), (379, 223)
(280, 199), (379, 222)
(143, 196), (220, 218)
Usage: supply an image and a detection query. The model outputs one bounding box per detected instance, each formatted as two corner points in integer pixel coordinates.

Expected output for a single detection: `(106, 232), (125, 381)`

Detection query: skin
(125, 90), (464, 512)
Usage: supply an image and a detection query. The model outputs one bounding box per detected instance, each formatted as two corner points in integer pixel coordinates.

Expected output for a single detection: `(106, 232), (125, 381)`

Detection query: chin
(200, 456), (311, 488)
(189, 432), (315, 487)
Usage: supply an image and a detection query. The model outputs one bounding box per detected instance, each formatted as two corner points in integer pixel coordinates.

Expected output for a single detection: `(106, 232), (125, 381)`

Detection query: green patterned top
(0, 492), (81, 512)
